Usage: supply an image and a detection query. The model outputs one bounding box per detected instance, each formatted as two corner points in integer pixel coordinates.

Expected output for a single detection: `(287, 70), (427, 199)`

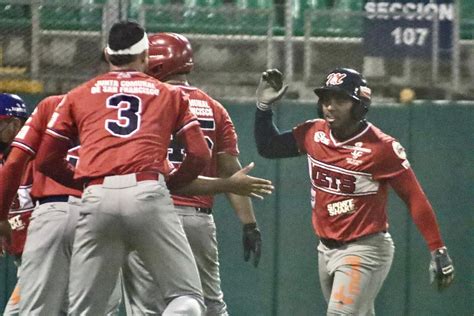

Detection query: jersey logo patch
(314, 131), (329, 145)
(392, 141), (407, 160)
(308, 157), (379, 196)
(343, 142), (371, 166)
(327, 199), (355, 217)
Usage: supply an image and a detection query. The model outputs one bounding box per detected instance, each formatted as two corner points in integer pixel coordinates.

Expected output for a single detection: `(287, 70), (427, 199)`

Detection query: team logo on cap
(326, 73), (346, 86)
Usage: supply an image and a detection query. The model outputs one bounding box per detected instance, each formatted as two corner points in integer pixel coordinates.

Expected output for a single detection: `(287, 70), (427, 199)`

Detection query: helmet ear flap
(317, 100), (324, 118)
(351, 100), (368, 121)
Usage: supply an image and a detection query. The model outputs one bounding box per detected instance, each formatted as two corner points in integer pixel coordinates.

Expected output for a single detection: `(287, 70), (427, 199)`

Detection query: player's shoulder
(367, 123), (408, 161)
(367, 123), (397, 146)
(34, 94), (66, 118)
(295, 118), (324, 131)
(37, 94), (65, 108)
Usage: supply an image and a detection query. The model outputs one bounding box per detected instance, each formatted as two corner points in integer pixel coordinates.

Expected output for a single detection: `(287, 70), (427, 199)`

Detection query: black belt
(319, 231), (387, 249)
(195, 207), (212, 215)
(37, 195), (69, 205)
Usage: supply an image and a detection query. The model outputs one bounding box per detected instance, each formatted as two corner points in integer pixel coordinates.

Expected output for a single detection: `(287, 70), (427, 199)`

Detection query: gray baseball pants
(318, 231), (394, 316)
(123, 205), (227, 316)
(4, 197), (121, 316)
(68, 174), (204, 316)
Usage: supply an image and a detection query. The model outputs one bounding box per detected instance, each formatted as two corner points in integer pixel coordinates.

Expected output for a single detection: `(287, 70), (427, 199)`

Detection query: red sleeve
(166, 124), (211, 191)
(35, 134), (82, 190)
(174, 90), (200, 135)
(45, 94), (78, 142)
(389, 168), (444, 251)
(0, 148), (32, 220)
(11, 97), (57, 155)
(292, 120), (314, 154)
(373, 140), (410, 181)
(214, 102), (239, 156)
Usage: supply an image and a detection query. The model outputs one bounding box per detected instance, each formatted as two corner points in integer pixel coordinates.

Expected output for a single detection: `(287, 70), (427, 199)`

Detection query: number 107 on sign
(391, 27), (429, 46)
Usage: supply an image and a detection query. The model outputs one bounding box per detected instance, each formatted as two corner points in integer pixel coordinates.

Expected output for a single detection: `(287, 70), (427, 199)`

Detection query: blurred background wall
(0, 1), (473, 315)
(1, 97), (473, 315)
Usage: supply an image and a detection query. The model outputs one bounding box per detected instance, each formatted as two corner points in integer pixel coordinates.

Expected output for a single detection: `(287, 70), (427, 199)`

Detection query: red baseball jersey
(0, 155), (34, 256)
(12, 95), (82, 199)
(293, 119), (410, 241)
(168, 85), (239, 208)
(45, 71), (198, 179)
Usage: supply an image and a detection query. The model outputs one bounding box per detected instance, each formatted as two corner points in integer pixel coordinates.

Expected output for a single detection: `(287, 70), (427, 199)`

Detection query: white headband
(105, 33), (149, 55)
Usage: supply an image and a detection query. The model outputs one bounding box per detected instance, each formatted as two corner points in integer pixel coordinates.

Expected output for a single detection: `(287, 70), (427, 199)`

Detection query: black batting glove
(429, 247), (454, 291)
(243, 222), (262, 267)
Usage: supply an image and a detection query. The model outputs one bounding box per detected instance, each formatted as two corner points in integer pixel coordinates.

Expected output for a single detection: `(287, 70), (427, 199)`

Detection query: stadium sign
(363, 1), (454, 58)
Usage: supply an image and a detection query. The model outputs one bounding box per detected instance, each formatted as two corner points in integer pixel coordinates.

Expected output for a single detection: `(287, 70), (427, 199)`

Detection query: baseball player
(0, 94), (122, 315)
(254, 68), (454, 315)
(122, 32), (262, 315)
(0, 93), (34, 316)
(32, 20), (217, 315)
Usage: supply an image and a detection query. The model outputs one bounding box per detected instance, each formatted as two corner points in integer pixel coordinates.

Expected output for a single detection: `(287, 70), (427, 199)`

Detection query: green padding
(0, 4), (30, 29)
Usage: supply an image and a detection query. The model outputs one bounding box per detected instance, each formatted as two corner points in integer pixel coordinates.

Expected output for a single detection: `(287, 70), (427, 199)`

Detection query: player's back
(49, 71), (197, 180)
(14, 95), (82, 199)
(168, 85), (239, 208)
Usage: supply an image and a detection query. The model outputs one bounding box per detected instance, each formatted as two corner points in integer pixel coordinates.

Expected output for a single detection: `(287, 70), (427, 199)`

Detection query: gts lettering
(312, 166), (356, 194)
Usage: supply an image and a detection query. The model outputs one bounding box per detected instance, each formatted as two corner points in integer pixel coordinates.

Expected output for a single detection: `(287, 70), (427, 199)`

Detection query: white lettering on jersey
(9, 215), (25, 230)
(327, 199), (355, 216)
(309, 157), (379, 196)
(189, 99), (213, 117)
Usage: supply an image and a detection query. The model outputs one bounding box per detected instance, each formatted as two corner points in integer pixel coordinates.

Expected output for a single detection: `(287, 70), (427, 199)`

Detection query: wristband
(256, 102), (271, 111)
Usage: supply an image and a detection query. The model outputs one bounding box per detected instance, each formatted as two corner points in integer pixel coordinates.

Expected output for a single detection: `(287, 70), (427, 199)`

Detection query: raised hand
(256, 69), (289, 110)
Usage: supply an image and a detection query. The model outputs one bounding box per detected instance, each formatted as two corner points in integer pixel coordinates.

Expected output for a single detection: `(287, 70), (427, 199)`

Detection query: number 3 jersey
(168, 85), (239, 208)
(292, 119), (410, 241)
(44, 71), (199, 180)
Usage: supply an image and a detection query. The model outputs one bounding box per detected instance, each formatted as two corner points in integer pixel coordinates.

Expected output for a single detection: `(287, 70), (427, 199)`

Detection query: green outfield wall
(1, 96), (472, 315)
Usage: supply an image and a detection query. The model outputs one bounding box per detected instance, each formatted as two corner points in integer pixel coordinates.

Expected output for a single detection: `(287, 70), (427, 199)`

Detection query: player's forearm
(0, 149), (31, 220)
(171, 176), (233, 195)
(35, 135), (82, 190)
(225, 193), (256, 224)
(254, 109), (300, 158)
(167, 127), (211, 191)
(390, 169), (444, 251)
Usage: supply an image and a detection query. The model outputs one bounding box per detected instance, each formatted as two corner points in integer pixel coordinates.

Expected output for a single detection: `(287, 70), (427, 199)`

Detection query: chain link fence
(0, 0), (473, 101)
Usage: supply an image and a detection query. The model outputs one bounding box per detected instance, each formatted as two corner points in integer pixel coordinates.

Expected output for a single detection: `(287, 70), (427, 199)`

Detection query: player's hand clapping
(228, 162), (273, 199)
(256, 69), (288, 111)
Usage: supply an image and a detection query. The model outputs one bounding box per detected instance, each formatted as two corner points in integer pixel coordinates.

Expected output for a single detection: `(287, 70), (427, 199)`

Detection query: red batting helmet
(147, 33), (194, 81)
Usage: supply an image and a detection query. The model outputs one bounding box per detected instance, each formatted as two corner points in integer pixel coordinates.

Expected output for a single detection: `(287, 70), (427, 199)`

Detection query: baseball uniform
(7, 95), (121, 315)
(2, 162), (34, 316)
(123, 85), (239, 315)
(41, 71), (209, 315)
(292, 120), (399, 315)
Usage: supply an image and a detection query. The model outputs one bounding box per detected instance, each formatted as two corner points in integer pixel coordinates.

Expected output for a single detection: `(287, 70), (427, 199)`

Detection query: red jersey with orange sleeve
(12, 95), (82, 199)
(292, 119), (411, 241)
(168, 86), (239, 208)
(45, 71), (199, 180)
